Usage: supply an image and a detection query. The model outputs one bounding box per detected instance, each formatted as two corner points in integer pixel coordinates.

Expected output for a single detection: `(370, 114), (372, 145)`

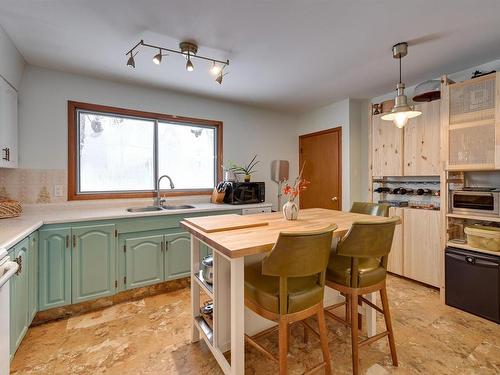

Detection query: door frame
(299, 126), (342, 209)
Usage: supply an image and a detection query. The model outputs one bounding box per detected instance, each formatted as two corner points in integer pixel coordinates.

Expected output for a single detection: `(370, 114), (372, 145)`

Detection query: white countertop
(0, 198), (272, 252)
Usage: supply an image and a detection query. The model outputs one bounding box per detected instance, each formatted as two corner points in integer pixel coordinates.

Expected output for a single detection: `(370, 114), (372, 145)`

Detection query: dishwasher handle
(0, 261), (19, 289)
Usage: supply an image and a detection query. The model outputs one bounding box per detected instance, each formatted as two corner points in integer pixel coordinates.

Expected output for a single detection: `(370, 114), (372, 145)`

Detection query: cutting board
(185, 214), (268, 233)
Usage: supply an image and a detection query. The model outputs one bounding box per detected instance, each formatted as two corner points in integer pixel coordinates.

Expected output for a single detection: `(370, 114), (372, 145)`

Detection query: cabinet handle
(66, 235), (69, 248)
(72, 235), (76, 248)
(2, 147), (10, 161)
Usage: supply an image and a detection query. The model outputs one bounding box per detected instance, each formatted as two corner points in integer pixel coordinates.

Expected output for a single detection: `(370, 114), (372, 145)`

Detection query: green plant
(229, 155), (259, 176)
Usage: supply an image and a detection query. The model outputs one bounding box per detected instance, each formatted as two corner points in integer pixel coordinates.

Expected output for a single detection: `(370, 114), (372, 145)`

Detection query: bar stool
(346, 202), (389, 326)
(350, 202), (389, 217)
(325, 217), (399, 375)
(244, 225), (337, 375)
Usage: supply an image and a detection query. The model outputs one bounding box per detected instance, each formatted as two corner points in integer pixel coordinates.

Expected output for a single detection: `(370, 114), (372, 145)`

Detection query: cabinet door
(10, 239), (29, 354)
(403, 209), (441, 287)
(372, 114), (403, 177)
(38, 228), (71, 310)
(72, 224), (116, 304)
(125, 234), (164, 290)
(164, 232), (191, 280)
(28, 232), (38, 324)
(0, 78), (18, 168)
(404, 100), (441, 176)
(387, 207), (404, 275)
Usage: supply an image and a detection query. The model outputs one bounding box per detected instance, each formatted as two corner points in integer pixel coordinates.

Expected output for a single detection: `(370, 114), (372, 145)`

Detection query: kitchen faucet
(155, 175), (175, 206)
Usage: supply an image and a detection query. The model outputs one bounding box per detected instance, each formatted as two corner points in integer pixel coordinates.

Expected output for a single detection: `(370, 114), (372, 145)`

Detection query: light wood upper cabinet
(387, 207), (403, 275)
(372, 114), (403, 177)
(403, 209), (441, 287)
(404, 100), (441, 176)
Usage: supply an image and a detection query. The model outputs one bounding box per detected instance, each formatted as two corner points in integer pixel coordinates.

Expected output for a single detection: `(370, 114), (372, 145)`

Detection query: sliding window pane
(157, 122), (216, 189)
(78, 112), (155, 192)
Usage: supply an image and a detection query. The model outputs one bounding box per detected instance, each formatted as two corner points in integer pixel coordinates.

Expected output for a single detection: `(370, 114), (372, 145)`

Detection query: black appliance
(445, 247), (499, 323)
(223, 182), (265, 205)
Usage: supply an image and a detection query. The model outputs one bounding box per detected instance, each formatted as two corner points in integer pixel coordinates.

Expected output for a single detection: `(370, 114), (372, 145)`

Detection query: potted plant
(282, 163), (309, 220)
(229, 155), (259, 182)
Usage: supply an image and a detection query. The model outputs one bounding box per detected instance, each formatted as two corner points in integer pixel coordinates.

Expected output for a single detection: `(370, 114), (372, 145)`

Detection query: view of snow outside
(78, 113), (215, 192)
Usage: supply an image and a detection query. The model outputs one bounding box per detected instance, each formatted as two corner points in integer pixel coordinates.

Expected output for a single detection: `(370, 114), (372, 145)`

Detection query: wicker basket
(464, 224), (500, 252)
(0, 199), (22, 219)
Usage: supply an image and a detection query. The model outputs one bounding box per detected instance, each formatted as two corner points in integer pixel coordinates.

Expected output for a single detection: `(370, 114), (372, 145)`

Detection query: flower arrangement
(282, 163), (309, 202)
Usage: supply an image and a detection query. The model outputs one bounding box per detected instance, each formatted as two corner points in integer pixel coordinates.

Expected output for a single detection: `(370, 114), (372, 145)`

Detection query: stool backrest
(350, 202), (390, 217)
(262, 224), (336, 314)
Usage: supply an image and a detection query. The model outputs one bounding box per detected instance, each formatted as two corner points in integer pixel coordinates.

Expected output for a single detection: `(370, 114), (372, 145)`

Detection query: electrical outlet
(54, 184), (64, 198)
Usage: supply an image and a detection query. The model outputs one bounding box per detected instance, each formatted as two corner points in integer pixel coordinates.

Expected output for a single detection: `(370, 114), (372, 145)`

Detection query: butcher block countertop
(181, 208), (395, 258)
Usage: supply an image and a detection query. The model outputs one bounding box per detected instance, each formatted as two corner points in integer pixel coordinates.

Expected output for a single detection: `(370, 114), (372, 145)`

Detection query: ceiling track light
(381, 42), (422, 128)
(125, 39), (230, 84)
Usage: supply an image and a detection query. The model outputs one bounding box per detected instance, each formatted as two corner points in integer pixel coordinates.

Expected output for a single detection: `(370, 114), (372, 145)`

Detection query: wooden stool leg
(279, 316), (288, 375)
(350, 291), (360, 375)
(345, 294), (350, 323)
(317, 308), (332, 375)
(358, 296), (363, 331)
(303, 320), (309, 343)
(380, 285), (398, 366)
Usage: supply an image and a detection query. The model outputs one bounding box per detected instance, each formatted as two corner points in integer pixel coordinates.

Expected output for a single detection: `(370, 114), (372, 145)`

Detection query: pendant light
(381, 42), (421, 128)
(186, 53), (194, 72)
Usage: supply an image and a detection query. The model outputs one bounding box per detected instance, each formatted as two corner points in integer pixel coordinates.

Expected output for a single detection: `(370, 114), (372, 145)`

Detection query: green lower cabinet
(72, 224), (116, 304)
(28, 232), (38, 323)
(164, 232), (191, 280)
(10, 238), (29, 356)
(125, 234), (164, 289)
(38, 228), (71, 310)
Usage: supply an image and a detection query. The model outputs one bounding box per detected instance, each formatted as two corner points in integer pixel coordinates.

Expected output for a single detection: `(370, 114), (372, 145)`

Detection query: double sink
(126, 205), (195, 213)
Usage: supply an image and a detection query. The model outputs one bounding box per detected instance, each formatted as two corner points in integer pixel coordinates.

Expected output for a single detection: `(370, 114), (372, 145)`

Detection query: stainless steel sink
(161, 204), (195, 210)
(126, 206), (164, 213)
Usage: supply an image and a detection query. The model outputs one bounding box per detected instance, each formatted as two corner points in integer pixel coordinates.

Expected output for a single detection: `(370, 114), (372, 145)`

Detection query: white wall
(17, 65), (299, 209)
(0, 24), (25, 89)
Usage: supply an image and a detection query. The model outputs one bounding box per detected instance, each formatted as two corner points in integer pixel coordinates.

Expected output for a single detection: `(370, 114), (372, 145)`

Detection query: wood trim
(299, 126), (342, 209)
(67, 101), (223, 201)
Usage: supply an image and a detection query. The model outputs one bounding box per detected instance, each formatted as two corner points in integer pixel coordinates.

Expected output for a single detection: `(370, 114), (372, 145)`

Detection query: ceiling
(1, 0), (500, 112)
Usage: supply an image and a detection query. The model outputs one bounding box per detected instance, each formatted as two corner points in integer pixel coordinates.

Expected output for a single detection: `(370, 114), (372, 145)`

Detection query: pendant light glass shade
(186, 54), (194, 72)
(153, 49), (163, 65)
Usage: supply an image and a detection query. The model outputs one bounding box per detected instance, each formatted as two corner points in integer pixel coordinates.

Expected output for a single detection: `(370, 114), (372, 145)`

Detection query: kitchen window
(68, 101), (222, 200)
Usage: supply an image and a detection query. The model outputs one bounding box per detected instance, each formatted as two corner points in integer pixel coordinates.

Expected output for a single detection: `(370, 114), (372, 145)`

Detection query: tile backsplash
(0, 168), (67, 204)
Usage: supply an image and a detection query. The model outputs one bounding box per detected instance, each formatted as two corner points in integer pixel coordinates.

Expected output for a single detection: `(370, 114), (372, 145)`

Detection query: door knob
(331, 197), (338, 201)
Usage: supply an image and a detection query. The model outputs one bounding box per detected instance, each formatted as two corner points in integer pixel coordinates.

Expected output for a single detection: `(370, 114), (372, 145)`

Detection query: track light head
(153, 49), (163, 65)
(126, 53), (136, 68)
(210, 62), (221, 76)
(216, 71), (227, 84)
(186, 55), (194, 72)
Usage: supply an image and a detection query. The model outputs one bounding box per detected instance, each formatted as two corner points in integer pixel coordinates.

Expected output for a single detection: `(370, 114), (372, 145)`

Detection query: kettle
(201, 255), (214, 284)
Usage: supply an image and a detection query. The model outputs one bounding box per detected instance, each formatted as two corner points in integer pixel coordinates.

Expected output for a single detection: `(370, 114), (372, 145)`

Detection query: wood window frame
(68, 101), (223, 201)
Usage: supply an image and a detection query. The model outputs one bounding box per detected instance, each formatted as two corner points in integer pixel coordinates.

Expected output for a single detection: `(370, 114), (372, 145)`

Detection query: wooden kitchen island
(180, 208), (391, 375)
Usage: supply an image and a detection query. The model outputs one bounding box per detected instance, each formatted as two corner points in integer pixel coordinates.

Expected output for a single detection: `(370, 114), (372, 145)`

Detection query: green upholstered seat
(245, 263), (325, 314)
(327, 255), (386, 288)
(244, 225), (336, 315)
(350, 202), (390, 217)
(327, 217), (399, 288)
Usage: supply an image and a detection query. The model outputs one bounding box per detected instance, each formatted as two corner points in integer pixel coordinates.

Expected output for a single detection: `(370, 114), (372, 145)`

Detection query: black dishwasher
(445, 247), (499, 323)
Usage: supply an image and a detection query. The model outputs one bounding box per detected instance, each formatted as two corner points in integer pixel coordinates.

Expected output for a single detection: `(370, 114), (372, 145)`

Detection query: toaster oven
(451, 190), (500, 216)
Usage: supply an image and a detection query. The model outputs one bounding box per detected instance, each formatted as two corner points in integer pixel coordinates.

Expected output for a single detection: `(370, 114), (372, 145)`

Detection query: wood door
(372, 114), (403, 177)
(404, 100), (441, 176)
(403, 209), (441, 287)
(38, 227), (72, 311)
(299, 127), (342, 210)
(125, 234), (164, 290)
(72, 224), (116, 304)
(164, 232), (191, 280)
(387, 207), (404, 275)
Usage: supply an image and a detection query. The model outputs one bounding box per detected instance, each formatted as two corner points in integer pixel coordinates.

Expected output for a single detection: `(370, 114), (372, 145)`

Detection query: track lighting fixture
(125, 39), (229, 84)
(186, 54), (194, 72)
(152, 49), (166, 65)
(381, 42), (421, 128)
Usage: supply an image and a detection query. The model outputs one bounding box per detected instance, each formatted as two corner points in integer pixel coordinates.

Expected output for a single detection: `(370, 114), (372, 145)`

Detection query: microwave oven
(450, 190), (500, 216)
(223, 182), (265, 205)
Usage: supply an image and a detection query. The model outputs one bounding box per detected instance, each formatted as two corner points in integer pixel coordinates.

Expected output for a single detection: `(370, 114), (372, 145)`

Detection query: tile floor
(10, 275), (500, 374)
